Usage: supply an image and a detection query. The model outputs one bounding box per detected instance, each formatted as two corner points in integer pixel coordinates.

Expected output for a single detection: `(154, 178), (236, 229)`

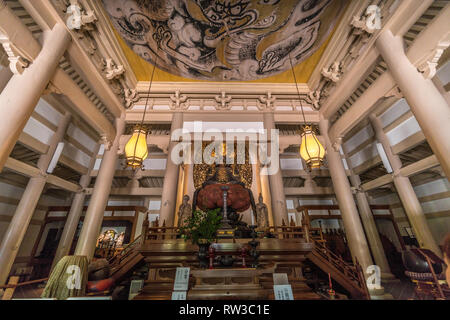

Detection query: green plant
(180, 208), (222, 245)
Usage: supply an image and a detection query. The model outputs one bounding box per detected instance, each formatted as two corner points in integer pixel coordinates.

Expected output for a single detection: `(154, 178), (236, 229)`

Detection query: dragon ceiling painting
(103, 0), (345, 81)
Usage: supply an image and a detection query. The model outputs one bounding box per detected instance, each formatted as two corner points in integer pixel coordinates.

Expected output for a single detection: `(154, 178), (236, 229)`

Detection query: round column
(376, 30), (450, 178)
(319, 117), (374, 279)
(369, 114), (442, 256)
(75, 117), (125, 259)
(159, 112), (183, 227)
(0, 23), (71, 171)
(0, 112), (71, 285)
(263, 112), (288, 227)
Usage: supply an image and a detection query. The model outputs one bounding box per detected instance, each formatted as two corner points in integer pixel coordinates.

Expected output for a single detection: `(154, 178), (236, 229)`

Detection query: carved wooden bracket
(100, 134), (112, 151)
(43, 81), (62, 96)
(417, 33), (450, 79)
(215, 91), (232, 110)
(258, 92), (276, 111)
(351, 5), (382, 35)
(124, 88), (140, 109)
(306, 90), (321, 110)
(66, 2), (97, 32)
(332, 137), (343, 152)
(103, 58), (124, 80)
(384, 86), (403, 99)
(169, 90), (188, 110)
(0, 32), (30, 75)
(321, 61), (342, 83)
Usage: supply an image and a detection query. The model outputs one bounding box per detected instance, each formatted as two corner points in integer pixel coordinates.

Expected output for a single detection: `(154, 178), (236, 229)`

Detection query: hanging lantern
(299, 125), (325, 169)
(125, 126), (148, 169)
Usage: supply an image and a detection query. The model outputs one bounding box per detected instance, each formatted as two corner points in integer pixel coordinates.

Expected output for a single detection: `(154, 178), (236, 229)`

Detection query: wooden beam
(59, 154), (89, 175)
(284, 187), (334, 196)
(51, 70), (116, 143)
(4, 157), (40, 178)
(391, 131), (426, 155)
(399, 155), (439, 177)
(17, 132), (49, 155)
(85, 187), (164, 196)
(361, 154), (441, 191)
(328, 91), (398, 144)
(361, 174), (393, 192)
(90, 169), (165, 178)
(46, 175), (81, 193)
(281, 170), (331, 178)
(4, 157), (81, 193)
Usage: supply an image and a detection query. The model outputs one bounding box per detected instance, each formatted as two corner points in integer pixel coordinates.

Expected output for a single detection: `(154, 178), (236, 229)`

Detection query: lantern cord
(288, 52), (307, 125)
(288, 52), (313, 164)
(131, 43), (160, 169)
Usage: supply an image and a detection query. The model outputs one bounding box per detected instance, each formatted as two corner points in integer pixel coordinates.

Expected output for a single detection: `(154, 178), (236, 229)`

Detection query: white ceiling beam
(4, 156), (81, 192)
(361, 154), (440, 191)
(51, 69), (116, 144)
(284, 186), (334, 196)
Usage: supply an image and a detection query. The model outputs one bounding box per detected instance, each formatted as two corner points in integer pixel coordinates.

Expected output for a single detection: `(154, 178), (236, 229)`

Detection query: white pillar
(51, 144), (100, 269)
(344, 156), (395, 279)
(0, 23), (71, 171)
(376, 30), (450, 178)
(319, 116), (374, 279)
(0, 112), (71, 286)
(263, 112), (288, 227)
(258, 163), (274, 227)
(0, 66), (13, 93)
(75, 116), (125, 259)
(369, 113), (442, 256)
(159, 112), (183, 227)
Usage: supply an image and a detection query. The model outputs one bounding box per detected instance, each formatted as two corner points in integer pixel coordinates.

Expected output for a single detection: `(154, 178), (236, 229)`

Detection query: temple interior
(0, 0), (449, 301)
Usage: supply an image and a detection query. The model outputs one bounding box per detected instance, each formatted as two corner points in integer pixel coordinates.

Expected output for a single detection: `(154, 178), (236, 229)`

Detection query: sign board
(171, 291), (187, 300)
(273, 273), (293, 300)
(129, 279), (144, 300)
(273, 285), (294, 300)
(273, 273), (289, 285)
(173, 267), (190, 292)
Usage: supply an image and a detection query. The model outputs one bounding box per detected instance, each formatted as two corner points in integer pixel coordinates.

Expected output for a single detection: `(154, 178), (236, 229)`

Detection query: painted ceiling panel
(103, 0), (346, 82)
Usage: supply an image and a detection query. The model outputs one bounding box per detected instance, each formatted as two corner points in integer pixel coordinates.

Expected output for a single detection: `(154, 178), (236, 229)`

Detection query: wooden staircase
(108, 235), (145, 283)
(307, 239), (370, 299)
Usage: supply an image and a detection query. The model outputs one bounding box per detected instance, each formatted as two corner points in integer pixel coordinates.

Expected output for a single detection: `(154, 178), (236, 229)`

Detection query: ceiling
(103, 0), (346, 83)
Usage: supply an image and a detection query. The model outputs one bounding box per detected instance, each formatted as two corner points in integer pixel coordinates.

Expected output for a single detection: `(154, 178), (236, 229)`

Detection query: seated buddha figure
(192, 163), (256, 216)
(203, 163), (243, 186)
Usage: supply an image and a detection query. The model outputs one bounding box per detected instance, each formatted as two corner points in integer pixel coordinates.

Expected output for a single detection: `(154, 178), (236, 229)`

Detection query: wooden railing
(310, 238), (370, 299)
(108, 234), (142, 268)
(142, 226), (181, 241)
(0, 276), (48, 300)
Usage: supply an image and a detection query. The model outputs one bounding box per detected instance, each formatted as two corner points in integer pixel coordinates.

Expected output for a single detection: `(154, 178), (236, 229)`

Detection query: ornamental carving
(102, 0), (344, 81)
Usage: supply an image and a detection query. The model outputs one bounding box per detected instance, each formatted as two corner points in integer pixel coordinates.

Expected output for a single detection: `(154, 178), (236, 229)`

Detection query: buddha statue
(177, 195), (192, 227)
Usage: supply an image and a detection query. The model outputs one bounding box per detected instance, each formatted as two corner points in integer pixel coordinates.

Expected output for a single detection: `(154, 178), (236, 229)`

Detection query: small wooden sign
(171, 291), (187, 300)
(273, 273), (293, 300)
(173, 267), (190, 292)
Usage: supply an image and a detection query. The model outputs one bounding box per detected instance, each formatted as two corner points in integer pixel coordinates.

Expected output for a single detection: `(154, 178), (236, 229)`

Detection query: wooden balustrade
(0, 276), (48, 300)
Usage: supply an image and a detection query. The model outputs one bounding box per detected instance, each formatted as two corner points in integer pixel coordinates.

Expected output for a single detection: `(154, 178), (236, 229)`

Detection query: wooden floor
(9, 285), (44, 299)
(383, 280), (416, 300)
